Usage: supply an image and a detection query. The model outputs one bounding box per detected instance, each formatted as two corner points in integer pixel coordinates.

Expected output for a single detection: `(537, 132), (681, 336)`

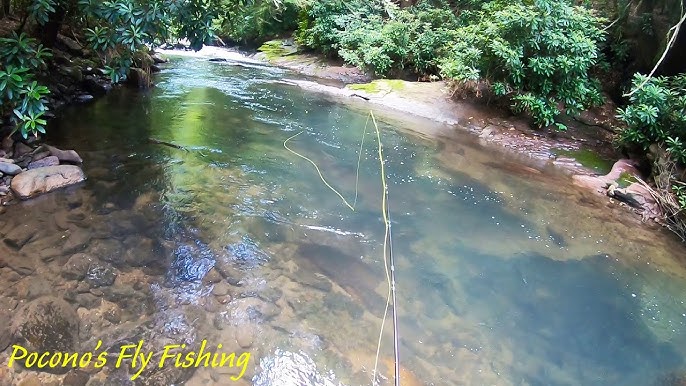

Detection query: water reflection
(0, 54), (683, 385)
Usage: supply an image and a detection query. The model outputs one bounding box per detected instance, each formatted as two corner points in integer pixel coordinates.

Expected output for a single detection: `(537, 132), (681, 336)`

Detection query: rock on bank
(10, 165), (86, 200)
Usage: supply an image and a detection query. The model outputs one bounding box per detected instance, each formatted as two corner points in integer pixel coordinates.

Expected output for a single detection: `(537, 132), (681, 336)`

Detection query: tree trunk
(40, 4), (66, 48)
(1, 0), (9, 18)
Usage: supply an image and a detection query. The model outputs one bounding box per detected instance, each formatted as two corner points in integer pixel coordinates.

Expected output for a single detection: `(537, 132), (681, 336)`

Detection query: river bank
(0, 18), (169, 207)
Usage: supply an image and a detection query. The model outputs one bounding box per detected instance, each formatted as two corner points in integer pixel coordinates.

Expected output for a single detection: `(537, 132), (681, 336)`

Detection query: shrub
(297, 0), (458, 76)
(617, 73), (686, 165)
(295, 0), (385, 56)
(439, 0), (606, 128)
(0, 33), (51, 138)
(219, 0), (301, 44)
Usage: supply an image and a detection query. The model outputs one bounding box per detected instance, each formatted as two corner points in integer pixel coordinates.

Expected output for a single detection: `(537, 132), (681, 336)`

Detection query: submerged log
(147, 138), (188, 151)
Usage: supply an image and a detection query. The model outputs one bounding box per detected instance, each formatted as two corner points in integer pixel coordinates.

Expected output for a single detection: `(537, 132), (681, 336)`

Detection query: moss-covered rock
(257, 40), (299, 61)
(346, 79), (406, 94)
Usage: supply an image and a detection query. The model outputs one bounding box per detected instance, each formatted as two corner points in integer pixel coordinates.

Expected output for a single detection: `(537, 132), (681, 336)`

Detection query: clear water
(2, 54), (686, 386)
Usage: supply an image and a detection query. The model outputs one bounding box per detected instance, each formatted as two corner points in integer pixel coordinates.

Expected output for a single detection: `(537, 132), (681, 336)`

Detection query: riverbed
(1, 53), (686, 386)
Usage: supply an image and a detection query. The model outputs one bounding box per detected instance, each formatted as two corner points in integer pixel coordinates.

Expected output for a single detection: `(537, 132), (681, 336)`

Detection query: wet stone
(202, 267), (222, 284)
(4, 224), (37, 249)
(62, 228), (92, 254)
(63, 370), (90, 386)
(40, 247), (63, 262)
(212, 282), (231, 297)
(17, 375), (42, 386)
(89, 239), (124, 264)
(28, 155), (60, 170)
(76, 293), (102, 309)
(85, 262), (116, 287)
(235, 325), (255, 348)
(63, 253), (94, 280)
(123, 236), (161, 268)
(11, 296), (80, 373)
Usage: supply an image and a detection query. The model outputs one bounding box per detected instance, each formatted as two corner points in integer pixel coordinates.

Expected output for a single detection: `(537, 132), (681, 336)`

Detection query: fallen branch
(625, 6), (686, 97)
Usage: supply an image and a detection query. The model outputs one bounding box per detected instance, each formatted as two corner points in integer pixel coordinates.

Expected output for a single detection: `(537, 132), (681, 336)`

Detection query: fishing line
(283, 131), (356, 211)
(369, 111), (400, 386)
(283, 111), (401, 386)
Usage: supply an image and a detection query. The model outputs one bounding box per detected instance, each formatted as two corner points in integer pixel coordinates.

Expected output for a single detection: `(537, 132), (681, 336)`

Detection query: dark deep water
(2, 51), (686, 385)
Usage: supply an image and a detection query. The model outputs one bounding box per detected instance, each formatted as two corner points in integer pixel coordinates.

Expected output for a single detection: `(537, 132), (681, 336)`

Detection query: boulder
(0, 162), (21, 176)
(75, 94), (94, 103)
(44, 145), (83, 164)
(608, 182), (660, 218)
(10, 165), (86, 199)
(59, 65), (83, 83)
(11, 296), (80, 373)
(572, 159), (641, 193)
(82, 76), (112, 96)
(57, 34), (83, 56)
(152, 53), (168, 64)
(126, 67), (151, 89)
(28, 155), (59, 170)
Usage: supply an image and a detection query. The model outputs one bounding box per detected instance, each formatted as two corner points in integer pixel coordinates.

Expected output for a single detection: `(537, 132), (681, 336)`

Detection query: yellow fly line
(283, 111), (398, 386)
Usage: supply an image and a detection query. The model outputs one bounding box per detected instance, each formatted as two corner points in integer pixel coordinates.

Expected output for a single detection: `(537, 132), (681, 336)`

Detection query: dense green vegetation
(1, 0), (220, 137)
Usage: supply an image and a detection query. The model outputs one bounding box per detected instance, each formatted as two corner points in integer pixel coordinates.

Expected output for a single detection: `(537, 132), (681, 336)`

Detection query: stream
(2, 53), (686, 386)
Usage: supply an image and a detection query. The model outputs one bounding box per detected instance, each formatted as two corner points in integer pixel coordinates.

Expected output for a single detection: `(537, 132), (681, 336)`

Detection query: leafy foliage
(439, 0), (606, 128)
(77, 0), (222, 79)
(219, 0), (301, 44)
(0, 33), (51, 138)
(296, 0), (458, 76)
(617, 74), (686, 165)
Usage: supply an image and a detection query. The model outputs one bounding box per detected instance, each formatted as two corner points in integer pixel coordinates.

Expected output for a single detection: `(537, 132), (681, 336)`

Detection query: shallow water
(2, 53), (686, 386)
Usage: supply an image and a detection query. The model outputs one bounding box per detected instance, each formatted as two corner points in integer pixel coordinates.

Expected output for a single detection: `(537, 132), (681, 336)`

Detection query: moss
(347, 79), (406, 94)
(616, 171), (637, 188)
(257, 40), (297, 60)
(554, 148), (614, 174)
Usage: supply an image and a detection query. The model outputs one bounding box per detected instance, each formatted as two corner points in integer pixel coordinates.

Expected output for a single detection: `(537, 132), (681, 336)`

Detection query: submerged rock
(85, 262), (117, 287)
(10, 165), (86, 199)
(11, 296), (80, 372)
(62, 253), (95, 280)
